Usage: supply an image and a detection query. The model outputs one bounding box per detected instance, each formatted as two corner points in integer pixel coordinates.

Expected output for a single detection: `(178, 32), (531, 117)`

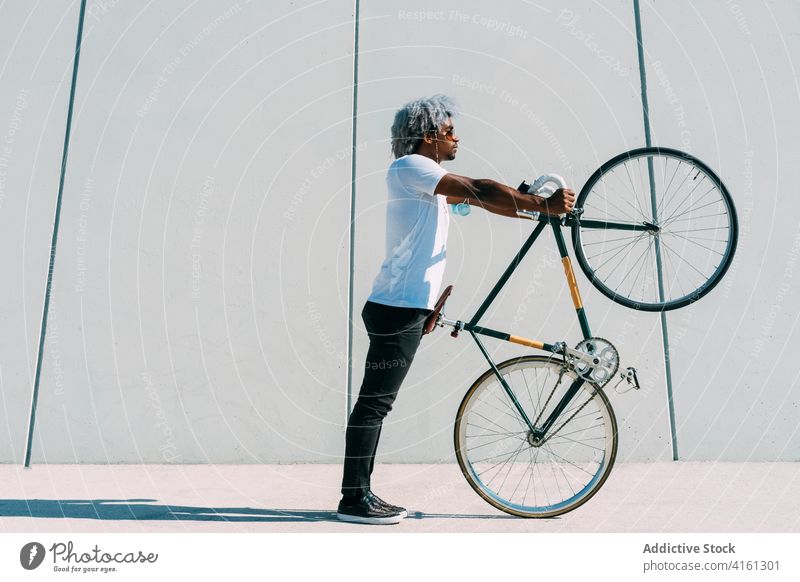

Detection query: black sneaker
(337, 493), (404, 525)
(365, 491), (408, 518)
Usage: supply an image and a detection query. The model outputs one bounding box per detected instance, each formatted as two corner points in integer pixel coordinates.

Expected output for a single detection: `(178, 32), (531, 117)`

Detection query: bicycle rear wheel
(572, 147), (738, 311)
(454, 356), (617, 518)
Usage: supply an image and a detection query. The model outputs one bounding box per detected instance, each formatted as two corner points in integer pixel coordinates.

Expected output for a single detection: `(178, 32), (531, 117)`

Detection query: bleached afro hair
(390, 94), (459, 159)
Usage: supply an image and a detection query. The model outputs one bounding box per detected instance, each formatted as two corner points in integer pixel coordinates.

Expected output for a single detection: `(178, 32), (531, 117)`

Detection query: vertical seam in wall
(24, 0), (88, 467)
(346, 0), (361, 433)
(633, 0), (679, 461)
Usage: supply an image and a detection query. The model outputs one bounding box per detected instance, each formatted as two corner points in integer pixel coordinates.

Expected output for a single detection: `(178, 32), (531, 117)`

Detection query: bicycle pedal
(625, 367), (640, 389)
(614, 367), (641, 394)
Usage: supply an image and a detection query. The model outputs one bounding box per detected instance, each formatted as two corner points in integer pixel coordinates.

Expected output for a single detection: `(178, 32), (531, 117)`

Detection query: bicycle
(423, 146), (738, 517)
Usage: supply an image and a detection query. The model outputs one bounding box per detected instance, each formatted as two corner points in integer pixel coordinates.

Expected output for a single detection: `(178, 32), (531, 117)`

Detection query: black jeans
(340, 301), (431, 497)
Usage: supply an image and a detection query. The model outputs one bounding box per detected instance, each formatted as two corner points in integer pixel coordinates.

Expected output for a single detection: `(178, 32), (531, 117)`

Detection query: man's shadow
(0, 500), (515, 522)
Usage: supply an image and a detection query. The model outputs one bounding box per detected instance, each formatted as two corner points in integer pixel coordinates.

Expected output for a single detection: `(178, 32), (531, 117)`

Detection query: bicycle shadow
(0, 500), (518, 522)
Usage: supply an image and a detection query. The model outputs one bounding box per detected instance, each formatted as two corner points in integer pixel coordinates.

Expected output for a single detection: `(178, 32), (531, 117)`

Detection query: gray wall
(0, 1), (79, 462)
(1, 0), (797, 463)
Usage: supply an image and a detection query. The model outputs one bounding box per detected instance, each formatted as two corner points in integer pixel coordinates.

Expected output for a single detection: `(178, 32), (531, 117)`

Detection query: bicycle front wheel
(572, 147), (738, 311)
(454, 356), (618, 518)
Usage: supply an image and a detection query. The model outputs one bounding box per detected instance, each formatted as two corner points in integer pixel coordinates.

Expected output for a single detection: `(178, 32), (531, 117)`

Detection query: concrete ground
(1, 462), (798, 533)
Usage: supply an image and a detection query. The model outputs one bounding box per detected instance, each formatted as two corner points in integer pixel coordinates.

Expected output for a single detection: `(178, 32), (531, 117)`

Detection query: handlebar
(528, 173), (568, 196)
(517, 174), (569, 220)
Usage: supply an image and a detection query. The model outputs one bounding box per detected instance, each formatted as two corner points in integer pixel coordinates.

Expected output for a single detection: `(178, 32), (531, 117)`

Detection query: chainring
(572, 337), (619, 386)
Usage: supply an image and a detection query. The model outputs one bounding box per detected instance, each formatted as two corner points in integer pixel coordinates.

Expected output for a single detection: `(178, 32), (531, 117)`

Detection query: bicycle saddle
(423, 285), (453, 335)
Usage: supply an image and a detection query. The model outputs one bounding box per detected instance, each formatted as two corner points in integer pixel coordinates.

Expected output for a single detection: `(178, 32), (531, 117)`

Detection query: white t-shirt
(367, 154), (450, 310)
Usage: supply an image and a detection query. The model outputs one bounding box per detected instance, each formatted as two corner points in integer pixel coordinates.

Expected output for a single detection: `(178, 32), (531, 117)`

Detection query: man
(337, 95), (575, 524)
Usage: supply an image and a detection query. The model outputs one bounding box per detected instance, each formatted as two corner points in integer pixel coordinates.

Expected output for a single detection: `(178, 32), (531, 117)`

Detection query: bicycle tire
(454, 356), (618, 518)
(572, 147), (738, 311)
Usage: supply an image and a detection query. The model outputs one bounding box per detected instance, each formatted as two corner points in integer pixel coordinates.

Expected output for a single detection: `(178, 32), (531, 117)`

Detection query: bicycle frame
(449, 149), (730, 518)
(442, 213), (634, 440)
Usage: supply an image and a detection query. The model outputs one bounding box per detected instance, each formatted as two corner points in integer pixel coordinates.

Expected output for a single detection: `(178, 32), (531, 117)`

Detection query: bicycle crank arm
(561, 345), (602, 367)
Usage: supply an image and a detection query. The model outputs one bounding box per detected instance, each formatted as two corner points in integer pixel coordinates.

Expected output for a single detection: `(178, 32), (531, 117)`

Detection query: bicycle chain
(532, 354), (568, 427)
(542, 385), (602, 445)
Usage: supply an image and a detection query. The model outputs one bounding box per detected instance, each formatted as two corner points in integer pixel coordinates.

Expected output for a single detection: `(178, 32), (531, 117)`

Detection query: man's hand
(436, 174), (576, 219)
(541, 188), (576, 215)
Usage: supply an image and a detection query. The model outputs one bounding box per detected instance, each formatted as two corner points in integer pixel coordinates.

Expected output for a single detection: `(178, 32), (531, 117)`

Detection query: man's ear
(422, 131), (435, 144)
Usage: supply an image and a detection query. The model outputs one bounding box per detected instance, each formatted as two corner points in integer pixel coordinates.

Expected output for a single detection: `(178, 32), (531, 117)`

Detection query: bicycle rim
(573, 147), (738, 311)
(454, 356), (617, 518)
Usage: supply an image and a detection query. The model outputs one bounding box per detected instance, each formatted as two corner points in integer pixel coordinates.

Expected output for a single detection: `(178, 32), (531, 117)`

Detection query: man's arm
(435, 173), (575, 217)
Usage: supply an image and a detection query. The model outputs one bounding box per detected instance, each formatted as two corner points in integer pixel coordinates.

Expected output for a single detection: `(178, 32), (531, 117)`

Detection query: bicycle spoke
(496, 373), (533, 432)
(467, 434), (526, 453)
(547, 437), (606, 450)
(482, 389), (528, 429)
(662, 210), (729, 225)
(664, 232), (730, 243)
(656, 157), (682, 217)
(663, 231), (725, 256)
(475, 439), (527, 472)
(532, 368), (563, 427)
(658, 160), (694, 219)
(622, 160), (649, 221)
(589, 232), (649, 273)
(660, 239), (686, 299)
(661, 180), (716, 225)
(534, 449), (549, 505)
(596, 235), (650, 288)
(519, 367), (543, 427)
(604, 173), (647, 221)
(636, 157), (651, 220)
(466, 425), (524, 439)
(661, 166), (701, 220)
(469, 410), (521, 436)
(508, 452), (534, 502)
(663, 193), (723, 227)
(521, 446), (537, 507)
(542, 445), (596, 478)
(660, 238), (712, 282)
(584, 189), (639, 218)
(584, 236), (646, 263)
(614, 236), (657, 296)
(496, 440), (532, 498)
(582, 233), (646, 246)
(483, 439), (527, 487)
(666, 225), (730, 234)
(625, 236), (654, 302)
(550, 457), (575, 503)
(605, 166), (648, 221)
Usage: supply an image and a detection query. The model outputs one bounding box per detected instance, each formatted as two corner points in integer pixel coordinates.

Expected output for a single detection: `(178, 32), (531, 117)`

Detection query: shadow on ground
(0, 500), (515, 522)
